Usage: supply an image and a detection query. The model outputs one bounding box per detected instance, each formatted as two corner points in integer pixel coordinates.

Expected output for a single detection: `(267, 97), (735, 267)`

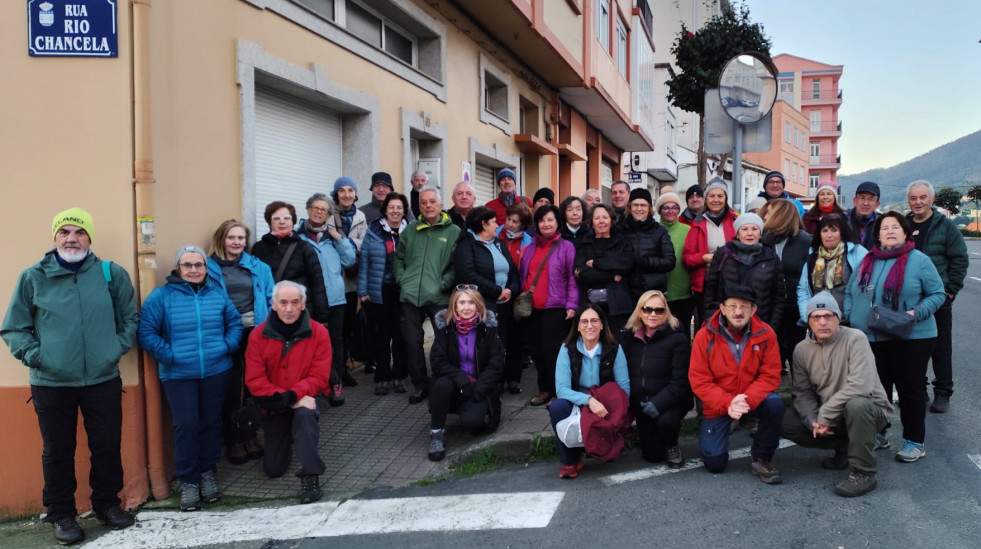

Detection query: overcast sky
(746, 0), (981, 175)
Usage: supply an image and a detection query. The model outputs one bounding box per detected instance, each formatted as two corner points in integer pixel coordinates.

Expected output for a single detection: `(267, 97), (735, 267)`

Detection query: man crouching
(246, 281), (331, 504)
(782, 292), (892, 497)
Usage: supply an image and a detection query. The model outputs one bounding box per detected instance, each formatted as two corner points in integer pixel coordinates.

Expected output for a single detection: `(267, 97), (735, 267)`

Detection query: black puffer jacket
(703, 240), (786, 327)
(766, 230), (811, 319)
(431, 311), (504, 407)
(619, 325), (693, 413)
(618, 216), (676, 298)
(452, 232), (519, 304)
(252, 232), (329, 323)
(574, 233), (634, 316)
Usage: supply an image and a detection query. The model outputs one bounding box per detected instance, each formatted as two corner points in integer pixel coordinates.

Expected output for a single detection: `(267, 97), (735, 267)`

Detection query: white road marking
(601, 439), (797, 486)
(969, 276), (981, 283)
(311, 492), (564, 537)
(968, 454), (981, 472)
(83, 492), (564, 547)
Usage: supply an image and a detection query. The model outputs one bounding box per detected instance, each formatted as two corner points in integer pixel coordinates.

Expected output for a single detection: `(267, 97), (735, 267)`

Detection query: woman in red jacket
(682, 178), (738, 330)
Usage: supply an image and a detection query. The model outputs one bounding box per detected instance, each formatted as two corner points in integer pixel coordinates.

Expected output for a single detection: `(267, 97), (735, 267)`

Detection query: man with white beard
(2, 207), (138, 545)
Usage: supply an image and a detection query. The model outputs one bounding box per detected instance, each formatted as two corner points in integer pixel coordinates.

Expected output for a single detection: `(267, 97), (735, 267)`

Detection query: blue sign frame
(28, 0), (118, 58)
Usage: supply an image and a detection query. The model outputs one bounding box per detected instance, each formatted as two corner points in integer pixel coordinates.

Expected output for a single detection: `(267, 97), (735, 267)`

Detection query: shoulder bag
(866, 287), (915, 339)
(514, 242), (557, 320)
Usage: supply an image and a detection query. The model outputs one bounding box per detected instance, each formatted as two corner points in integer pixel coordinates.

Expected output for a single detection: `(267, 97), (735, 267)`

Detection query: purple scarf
(858, 240), (914, 310)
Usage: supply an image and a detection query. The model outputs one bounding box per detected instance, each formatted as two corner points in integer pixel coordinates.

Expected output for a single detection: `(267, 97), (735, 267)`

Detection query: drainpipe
(131, 0), (168, 501)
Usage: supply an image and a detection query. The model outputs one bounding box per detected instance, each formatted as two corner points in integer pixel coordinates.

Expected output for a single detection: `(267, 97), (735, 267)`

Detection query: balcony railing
(809, 120), (842, 134)
(802, 88), (842, 101)
(809, 154), (841, 166)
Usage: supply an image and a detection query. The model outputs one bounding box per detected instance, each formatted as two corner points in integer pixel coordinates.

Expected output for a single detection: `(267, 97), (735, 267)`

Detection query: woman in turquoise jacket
(797, 214), (867, 323)
(206, 220), (275, 464)
(139, 245), (243, 512)
(844, 212), (944, 464)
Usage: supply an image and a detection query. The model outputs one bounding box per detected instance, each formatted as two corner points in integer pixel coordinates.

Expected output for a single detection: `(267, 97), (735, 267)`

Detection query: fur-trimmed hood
(433, 309), (498, 330)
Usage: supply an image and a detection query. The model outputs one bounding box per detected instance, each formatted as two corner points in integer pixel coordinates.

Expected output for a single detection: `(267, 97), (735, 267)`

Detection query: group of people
(0, 168), (967, 544)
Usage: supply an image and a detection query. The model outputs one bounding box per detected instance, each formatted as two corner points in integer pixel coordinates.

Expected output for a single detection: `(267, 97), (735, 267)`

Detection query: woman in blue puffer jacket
(139, 245), (243, 512)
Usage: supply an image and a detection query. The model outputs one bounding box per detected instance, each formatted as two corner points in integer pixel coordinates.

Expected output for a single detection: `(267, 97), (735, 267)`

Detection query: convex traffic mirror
(719, 52), (778, 124)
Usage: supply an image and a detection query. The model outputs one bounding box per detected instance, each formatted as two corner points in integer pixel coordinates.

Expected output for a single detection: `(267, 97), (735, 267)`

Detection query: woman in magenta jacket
(520, 205), (578, 406)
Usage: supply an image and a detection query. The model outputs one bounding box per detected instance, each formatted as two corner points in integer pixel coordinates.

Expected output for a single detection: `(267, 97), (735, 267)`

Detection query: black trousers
(930, 296), (954, 394)
(326, 305), (346, 386)
(262, 407), (325, 478)
(633, 404), (689, 463)
(365, 284), (408, 382)
(221, 326), (255, 447)
(400, 302), (444, 390)
(429, 376), (491, 432)
(490, 301), (521, 384)
(871, 338), (935, 444)
(668, 297), (695, 340)
(31, 377), (124, 521)
(528, 308), (571, 394)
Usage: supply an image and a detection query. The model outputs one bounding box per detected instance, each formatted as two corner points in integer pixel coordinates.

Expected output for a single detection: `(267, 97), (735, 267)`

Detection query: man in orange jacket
(689, 285), (785, 484)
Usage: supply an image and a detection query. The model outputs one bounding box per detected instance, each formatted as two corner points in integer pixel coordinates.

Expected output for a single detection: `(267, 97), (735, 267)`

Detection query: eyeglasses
(641, 306), (667, 315)
(308, 206), (328, 213)
(456, 284), (478, 292)
(579, 318), (602, 326)
(271, 216), (293, 223)
(809, 313), (838, 322)
(723, 304), (754, 312)
(180, 262), (206, 270)
(659, 205), (680, 212)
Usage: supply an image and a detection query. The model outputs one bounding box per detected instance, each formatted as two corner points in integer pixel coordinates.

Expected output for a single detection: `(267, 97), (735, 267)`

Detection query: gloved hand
(255, 390), (298, 410)
(641, 400), (659, 419)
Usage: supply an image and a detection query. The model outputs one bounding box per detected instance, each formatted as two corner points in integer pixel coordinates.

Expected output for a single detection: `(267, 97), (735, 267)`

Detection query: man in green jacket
(906, 180), (968, 413)
(1, 208), (138, 545)
(782, 293), (892, 498)
(394, 187), (461, 404)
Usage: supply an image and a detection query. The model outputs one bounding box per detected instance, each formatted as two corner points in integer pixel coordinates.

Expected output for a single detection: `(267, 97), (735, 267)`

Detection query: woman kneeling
(550, 305), (631, 479)
(427, 287), (504, 461)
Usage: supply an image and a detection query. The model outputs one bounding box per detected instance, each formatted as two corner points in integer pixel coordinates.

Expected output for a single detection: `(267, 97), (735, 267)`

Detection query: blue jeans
(698, 392), (785, 473)
(548, 399), (584, 465)
(162, 369), (231, 485)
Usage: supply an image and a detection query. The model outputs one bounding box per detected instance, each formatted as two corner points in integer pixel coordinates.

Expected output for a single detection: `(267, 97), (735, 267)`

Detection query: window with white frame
(479, 54), (511, 134)
(812, 79), (821, 98)
(809, 174), (819, 188)
(784, 122), (791, 143)
(810, 110), (821, 132)
(597, 0), (611, 53)
(615, 16), (627, 76)
(810, 142), (820, 157)
(792, 126), (798, 148)
(792, 163), (797, 183)
(779, 80), (794, 93)
(784, 159), (790, 175)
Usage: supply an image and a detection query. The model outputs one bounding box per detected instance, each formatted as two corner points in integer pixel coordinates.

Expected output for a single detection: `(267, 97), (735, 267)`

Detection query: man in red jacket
(689, 285), (785, 484)
(246, 281), (332, 504)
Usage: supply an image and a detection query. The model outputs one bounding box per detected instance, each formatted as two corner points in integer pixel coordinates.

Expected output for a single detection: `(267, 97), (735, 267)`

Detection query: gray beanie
(805, 291), (841, 319)
(733, 213), (764, 233)
(704, 177), (728, 197)
(174, 245), (207, 268)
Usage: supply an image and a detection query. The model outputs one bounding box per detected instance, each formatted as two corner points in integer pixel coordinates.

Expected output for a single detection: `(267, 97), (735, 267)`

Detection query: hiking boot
(834, 468), (877, 497)
(428, 429), (446, 461)
(821, 448), (850, 470)
(874, 432), (890, 450)
(200, 470), (222, 503)
(94, 505), (135, 530)
(895, 439), (926, 463)
(408, 388), (429, 405)
(392, 379), (408, 393)
(329, 384), (345, 407)
(374, 381), (390, 396)
(750, 458), (782, 484)
(930, 391), (950, 414)
(666, 445), (684, 469)
(343, 371), (359, 387)
(558, 461), (584, 479)
(245, 437), (264, 460)
(227, 442), (248, 464)
(179, 482), (201, 512)
(364, 361), (376, 375)
(529, 391), (551, 406)
(51, 517), (84, 545)
(298, 475), (322, 504)
(507, 381), (522, 395)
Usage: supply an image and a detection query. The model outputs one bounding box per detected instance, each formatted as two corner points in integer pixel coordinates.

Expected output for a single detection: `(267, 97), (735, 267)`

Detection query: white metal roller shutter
(473, 164), (496, 207)
(254, 88), (342, 235)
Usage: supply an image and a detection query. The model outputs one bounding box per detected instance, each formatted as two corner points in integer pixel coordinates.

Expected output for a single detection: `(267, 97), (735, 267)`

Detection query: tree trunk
(697, 115), (706, 188)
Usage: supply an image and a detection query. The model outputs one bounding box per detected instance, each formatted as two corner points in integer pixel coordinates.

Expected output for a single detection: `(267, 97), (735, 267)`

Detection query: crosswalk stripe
(968, 454), (981, 472)
(310, 492), (565, 537)
(601, 439), (797, 486)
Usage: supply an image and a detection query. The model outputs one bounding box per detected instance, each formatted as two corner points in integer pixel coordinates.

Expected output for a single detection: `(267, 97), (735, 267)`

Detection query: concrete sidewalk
(215, 362), (555, 502)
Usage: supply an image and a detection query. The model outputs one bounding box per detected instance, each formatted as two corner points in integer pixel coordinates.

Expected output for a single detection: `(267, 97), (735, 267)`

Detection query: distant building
(743, 100), (811, 199)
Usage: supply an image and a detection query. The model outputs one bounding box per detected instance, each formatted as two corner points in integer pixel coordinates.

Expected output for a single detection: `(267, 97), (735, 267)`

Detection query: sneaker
(930, 391), (950, 414)
(558, 461), (584, 479)
(834, 468), (877, 497)
(821, 448), (850, 470)
(873, 432), (890, 450)
(529, 391), (551, 406)
(666, 445), (684, 468)
(374, 381), (390, 396)
(507, 381), (522, 395)
(298, 475), (322, 504)
(94, 505), (135, 530)
(392, 379), (408, 393)
(408, 388), (429, 405)
(244, 437), (264, 460)
(179, 482), (201, 512)
(364, 361), (376, 375)
(895, 439), (926, 463)
(343, 371), (359, 387)
(51, 517), (85, 545)
(428, 429), (446, 461)
(329, 384), (345, 407)
(750, 458), (782, 484)
(200, 470), (222, 503)
(227, 442), (248, 465)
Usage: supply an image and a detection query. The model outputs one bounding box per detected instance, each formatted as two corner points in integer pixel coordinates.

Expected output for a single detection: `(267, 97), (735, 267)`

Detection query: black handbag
(230, 397), (262, 434)
(866, 288), (915, 339)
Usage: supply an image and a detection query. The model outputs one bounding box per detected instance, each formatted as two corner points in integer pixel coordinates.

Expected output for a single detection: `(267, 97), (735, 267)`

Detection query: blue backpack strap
(102, 259), (112, 283)
(102, 259), (122, 331)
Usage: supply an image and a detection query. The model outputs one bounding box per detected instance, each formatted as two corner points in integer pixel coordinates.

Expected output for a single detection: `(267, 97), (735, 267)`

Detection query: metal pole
(733, 122), (743, 212)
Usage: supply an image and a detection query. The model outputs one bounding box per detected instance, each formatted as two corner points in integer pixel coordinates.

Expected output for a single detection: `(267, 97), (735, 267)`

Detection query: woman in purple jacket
(520, 205), (579, 406)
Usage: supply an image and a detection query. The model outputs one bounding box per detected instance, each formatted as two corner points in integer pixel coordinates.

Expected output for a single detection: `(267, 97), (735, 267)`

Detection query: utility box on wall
(417, 158), (441, 195)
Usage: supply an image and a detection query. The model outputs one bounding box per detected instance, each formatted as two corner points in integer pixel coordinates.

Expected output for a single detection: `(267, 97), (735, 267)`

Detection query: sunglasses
(456, 284), (478, 292)
(641, 306), (667, 315)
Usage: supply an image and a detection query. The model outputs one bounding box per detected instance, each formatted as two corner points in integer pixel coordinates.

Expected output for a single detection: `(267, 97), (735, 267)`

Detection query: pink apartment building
(743, 100), (810, 199)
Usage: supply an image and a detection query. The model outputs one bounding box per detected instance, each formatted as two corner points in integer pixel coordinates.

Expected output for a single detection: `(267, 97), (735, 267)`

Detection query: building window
(809, 174), (819, 189)
(345, 1), (415, 65)
(479, 54), (512, 134)
(615, 16), (628, 76)
(792, 163), (797, 183)
(597, 0), (611, 53)
(810, 110), (821, 132)
(792, 126), (798, 148)
(810, 142), (820, 157)
(779, 80), (794, 93)
(484, 72), (507, 120)
(294, 0), (334, 20)
(812, 79), (821, 98)
(784, 122), (791, 143)
(784, 159), (790, 176)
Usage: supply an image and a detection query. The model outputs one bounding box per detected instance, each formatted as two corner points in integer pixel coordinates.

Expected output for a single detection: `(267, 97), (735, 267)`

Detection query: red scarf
(455, 314), (480, 335)
(858, 241), (915, 310)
